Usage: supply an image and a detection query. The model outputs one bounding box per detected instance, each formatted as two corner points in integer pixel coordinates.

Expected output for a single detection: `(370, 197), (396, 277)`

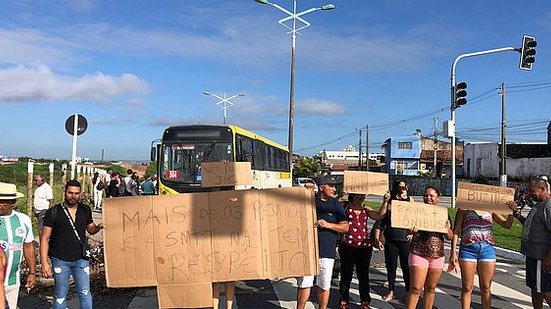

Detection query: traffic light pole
(450, 46), (517, 209)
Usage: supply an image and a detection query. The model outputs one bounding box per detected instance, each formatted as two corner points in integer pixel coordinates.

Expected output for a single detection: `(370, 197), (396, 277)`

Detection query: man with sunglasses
(511, 177), (551, 309)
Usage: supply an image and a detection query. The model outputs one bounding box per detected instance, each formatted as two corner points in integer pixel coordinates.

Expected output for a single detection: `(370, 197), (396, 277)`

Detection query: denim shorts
(459, 242), (496, 262)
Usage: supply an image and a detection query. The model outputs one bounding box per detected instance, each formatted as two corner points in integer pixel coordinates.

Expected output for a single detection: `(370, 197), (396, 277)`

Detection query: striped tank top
(461, 211), (494, 245)
(0, 211), (34, 287)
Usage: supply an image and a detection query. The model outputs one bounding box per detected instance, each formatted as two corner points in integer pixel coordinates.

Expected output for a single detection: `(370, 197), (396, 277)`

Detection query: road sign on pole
(65, 114), (88, 180)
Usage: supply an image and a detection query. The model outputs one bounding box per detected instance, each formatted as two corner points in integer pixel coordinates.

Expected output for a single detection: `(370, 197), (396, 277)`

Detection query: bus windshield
(160, 142), (233, 183)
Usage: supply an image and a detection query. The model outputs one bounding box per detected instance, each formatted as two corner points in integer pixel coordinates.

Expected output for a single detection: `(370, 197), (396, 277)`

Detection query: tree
(292, 157), (320, 178)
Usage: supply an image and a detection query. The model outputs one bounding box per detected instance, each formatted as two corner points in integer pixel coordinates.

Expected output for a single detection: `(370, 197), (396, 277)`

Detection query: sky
(0, 0), (550, 161)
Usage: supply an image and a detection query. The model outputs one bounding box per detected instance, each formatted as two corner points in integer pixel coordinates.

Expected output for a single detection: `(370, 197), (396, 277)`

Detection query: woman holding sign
(338, 193), (387, 309)
(373, 179), (413, 301)
(406, 186), (453, 309)
(449, 207), (513, 309)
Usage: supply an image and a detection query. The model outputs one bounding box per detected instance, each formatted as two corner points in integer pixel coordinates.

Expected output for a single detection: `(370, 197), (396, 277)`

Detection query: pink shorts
(409, 253), (445, 269)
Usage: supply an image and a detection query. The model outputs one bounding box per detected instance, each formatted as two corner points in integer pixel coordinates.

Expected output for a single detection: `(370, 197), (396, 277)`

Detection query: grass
(0, 161), (126, 235)
(448, 207), (521, 251)
(366, 199), (521, 251)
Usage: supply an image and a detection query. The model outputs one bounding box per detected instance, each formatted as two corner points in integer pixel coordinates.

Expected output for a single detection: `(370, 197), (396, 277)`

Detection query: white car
(293, 177), (318, 193)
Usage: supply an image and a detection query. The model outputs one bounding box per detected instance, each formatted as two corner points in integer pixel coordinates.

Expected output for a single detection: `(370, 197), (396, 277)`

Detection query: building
(419, 136), (464, 177)
(382, 133), (463, 176)
(464, 142), (551, 180)
(382, 135), (421, 176)
(318, 147), (385, 173)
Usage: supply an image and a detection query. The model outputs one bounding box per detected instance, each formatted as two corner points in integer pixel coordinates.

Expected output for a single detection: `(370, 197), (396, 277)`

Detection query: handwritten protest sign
(456, 182), (515, 214)
(103, 187), (318, 308)
(391, 200), (448, 233)
(201, 162), (253, 187)
(343, 171), (389, 195)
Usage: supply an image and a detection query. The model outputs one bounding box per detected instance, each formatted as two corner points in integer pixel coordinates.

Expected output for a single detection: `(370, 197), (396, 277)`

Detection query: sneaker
(339, 300), (348, 309)
(361, 301), (370, 309)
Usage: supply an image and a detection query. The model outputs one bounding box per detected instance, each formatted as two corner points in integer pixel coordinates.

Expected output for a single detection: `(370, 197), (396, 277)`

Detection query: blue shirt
(140, 180), (155, 195)
(316, 195), (347, 259)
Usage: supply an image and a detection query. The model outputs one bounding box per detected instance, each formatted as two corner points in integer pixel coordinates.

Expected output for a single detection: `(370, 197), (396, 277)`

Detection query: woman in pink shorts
(405, 186), (453, 309)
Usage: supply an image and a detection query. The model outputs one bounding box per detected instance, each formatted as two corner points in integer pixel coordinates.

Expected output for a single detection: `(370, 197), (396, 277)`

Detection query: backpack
(96, 180), (105, 191)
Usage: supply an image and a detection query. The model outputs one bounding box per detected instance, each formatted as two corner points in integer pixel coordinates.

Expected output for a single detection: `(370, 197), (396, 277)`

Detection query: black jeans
(338, 243), (373, 303)
(384, 240), (410, 292)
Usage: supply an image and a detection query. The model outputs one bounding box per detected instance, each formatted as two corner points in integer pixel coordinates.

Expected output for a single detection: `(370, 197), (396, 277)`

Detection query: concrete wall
(464, 143), (499, 178)
(464, 142), (551, 180)
(508, 158), (551, 179)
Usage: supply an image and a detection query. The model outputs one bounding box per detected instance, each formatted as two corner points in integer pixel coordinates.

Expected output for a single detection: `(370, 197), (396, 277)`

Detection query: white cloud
(295, 99), (346, 115)
(539, 11), (551, 32)
(0, 65), (149, 102)
(0, 11), (455, 74)
(232, 95), (346, 116)
(0, 28), (79, 67)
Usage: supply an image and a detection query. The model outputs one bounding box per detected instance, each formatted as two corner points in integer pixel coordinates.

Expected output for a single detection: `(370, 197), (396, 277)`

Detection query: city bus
(151, 125), (291, 194)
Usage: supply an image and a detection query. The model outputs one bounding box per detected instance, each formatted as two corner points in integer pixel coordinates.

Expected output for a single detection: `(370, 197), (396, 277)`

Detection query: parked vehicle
(293, 177), (318, 193)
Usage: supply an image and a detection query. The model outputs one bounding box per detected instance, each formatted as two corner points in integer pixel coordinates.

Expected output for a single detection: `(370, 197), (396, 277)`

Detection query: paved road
(124, 201), (542, 309)
(127, 244), (539, 309)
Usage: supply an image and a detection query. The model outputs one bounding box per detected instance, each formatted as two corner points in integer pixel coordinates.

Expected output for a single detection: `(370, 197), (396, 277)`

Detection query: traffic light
(519, 35), (537, 71)
(455, 81), (468, 108)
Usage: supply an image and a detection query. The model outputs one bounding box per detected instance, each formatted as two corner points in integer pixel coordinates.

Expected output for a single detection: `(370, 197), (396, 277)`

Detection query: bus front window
(161, 142), (233, 183)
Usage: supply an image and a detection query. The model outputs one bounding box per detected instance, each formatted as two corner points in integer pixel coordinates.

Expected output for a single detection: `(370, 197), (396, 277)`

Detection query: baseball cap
(317, 175), (340, 185)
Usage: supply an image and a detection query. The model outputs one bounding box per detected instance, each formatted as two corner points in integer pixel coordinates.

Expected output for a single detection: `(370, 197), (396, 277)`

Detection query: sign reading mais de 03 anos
(103, 187), (318, 308)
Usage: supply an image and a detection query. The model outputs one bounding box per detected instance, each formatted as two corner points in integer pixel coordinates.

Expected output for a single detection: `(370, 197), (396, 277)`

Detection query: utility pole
(500, 82), (507, 187)
(365, 124), (369, 171)
(101, 148), (105, 162)
(433, 116), (438, 178)
(358, 129), (362, 169)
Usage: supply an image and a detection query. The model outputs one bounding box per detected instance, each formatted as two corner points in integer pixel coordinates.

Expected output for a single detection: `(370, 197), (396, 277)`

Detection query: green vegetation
(0, 161), (66, 214)
(292, 157), (320, 178)
(448, 207), (521, 251)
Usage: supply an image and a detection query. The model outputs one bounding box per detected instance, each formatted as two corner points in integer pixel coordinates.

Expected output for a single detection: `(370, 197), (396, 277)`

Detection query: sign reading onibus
(151, 125), (291, 194)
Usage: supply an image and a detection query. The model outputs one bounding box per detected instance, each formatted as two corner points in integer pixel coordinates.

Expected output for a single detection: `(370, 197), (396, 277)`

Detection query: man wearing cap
(0, 182), (37, 309)
(297, 175), (348, 309)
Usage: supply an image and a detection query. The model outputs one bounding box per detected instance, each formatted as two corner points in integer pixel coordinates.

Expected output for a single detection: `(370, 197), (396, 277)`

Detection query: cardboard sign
(456, 182), (515, 214)
(391, 200), (448, 233)
(343, 171), (389, 196)
(201, 162), (253, 187)
(103, 187), (318, 308)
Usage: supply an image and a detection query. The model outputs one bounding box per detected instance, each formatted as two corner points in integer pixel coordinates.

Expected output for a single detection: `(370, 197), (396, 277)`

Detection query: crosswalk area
(233, 247), (548, 309)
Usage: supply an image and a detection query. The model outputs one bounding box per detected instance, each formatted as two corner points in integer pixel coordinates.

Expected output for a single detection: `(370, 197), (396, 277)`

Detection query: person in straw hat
(0, 182), (37, 309)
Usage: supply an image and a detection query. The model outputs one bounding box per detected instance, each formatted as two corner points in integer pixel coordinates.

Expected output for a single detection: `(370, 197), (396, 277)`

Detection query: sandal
(339, 300), (348, 309)
(382, 292), (394, 302)
(361, 302), (370, 309)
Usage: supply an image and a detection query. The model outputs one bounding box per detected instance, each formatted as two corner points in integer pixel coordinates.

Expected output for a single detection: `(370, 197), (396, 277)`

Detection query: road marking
(446, 264), (535, 309)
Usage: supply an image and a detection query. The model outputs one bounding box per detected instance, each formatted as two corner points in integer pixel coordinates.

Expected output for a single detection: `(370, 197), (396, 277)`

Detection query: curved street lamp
(254, 0), (335, 164)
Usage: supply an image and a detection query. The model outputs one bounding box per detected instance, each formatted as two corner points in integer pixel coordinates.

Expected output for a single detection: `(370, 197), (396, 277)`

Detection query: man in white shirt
(33, 175), (54, 233)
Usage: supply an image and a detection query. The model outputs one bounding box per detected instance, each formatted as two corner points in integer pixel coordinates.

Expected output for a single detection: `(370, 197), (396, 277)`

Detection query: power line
(296, 81), (549, 154)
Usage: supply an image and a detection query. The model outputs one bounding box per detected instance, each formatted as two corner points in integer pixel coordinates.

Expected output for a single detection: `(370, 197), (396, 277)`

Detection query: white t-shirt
(33, 183), (53, 211)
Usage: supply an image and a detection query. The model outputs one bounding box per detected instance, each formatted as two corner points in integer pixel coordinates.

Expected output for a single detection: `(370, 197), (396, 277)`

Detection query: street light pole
(450, 46), (516, 209)
(203, 91), (245, 125)
(254, 0), (335, 165)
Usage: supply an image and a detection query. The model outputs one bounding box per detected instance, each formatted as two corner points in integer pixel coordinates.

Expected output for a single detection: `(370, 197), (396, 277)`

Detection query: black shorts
(526, 256), (551, 293)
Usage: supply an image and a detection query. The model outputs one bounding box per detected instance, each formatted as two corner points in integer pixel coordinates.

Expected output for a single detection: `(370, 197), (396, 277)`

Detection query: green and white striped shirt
(0, 211), (34, 287)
